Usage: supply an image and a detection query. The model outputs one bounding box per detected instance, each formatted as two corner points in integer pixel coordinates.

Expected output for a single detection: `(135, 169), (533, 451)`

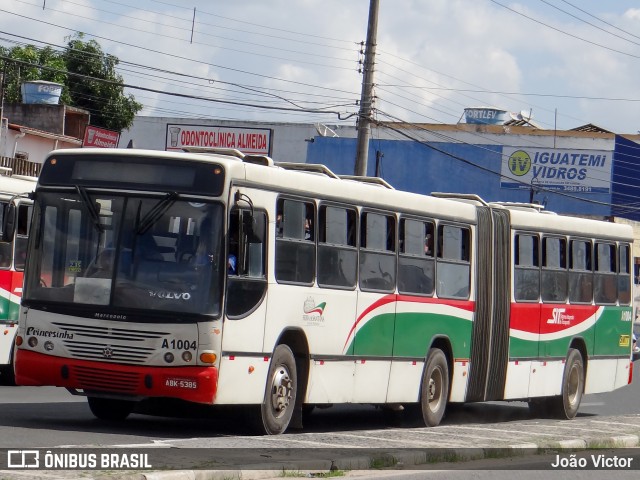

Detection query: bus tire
(87, 397), (135, 421)
(553, 348), (585, 419)
(420, 348), (449, 427)
(260, 344), (297, 435)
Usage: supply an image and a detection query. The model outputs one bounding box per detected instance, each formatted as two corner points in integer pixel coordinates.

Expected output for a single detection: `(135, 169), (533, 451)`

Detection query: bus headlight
(44, 341), (54, 351)
(182, 351), (193, 362)
(27, 337), (38, 348)
(164, 352), (175, 363)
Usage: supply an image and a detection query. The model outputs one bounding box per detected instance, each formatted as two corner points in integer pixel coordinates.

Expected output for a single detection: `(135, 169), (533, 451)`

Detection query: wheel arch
(568, 336), (588, 373)
(427, 335), (454, 394)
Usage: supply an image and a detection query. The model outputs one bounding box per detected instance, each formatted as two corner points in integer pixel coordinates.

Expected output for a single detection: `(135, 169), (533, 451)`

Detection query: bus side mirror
(1, 203), (16, 242)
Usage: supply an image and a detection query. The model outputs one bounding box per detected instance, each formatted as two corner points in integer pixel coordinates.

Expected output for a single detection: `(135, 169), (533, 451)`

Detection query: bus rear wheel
(259, 344), (297, 435)
(553, 348), (585, 419)
(420, 348), (449, 427)
(88, 397), (135, 421)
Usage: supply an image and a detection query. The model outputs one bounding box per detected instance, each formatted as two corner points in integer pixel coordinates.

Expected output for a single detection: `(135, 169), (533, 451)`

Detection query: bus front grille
(72, 365), (140, 393)
(63, 340), (154, 364)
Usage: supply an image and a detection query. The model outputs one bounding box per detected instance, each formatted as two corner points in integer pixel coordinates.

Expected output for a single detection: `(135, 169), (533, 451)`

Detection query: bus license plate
(165, 378), (198, 389)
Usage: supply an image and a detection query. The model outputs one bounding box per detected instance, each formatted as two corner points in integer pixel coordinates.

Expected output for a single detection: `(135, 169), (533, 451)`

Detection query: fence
(0, 156), (41, 177)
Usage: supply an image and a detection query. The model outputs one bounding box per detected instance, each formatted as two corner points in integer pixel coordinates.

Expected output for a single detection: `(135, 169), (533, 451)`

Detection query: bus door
(352, 211), (397, 403)
(509, 232), (542, 399)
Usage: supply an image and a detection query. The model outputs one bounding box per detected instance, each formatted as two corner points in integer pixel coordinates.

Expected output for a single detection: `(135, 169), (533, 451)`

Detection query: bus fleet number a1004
(161, 339), (197, 350)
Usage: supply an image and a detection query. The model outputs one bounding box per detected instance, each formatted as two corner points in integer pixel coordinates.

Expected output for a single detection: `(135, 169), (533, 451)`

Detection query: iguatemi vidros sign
(501, 146), (611, 194)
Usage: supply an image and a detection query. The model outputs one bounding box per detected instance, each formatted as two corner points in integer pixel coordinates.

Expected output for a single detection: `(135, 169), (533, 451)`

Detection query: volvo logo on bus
(102, 347), (114, 359)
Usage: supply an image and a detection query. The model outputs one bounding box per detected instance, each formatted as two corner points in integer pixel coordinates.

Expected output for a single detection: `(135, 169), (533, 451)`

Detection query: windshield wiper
(136, 192), (179, 235)
(76, 185), (104, 233)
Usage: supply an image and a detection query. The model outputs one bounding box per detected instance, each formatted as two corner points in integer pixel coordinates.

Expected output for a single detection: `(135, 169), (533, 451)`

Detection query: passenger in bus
(228, 254), (237, 275)
(304, 217), (312, 240)
(424, 234), (433, 256)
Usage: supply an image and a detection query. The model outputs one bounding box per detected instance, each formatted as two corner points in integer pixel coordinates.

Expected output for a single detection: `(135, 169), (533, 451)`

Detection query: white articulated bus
(14, 148), (634, 433)
(0, 174), (36, 384)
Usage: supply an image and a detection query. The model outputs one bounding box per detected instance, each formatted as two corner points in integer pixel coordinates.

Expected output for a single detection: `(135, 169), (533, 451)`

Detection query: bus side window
(317, 205), (357, 289)
(541, 236), (567, 303)
(275, 198), (315, 284)
(514, 233), (540, 302)
(618, 243), (631, 305)
(435, 224), (470, 299)
(594, 242), (616, 304)
(14, 204), (32, 271)
(0, 201), (10, 269)
(359, 211), (396, 293)
(569, 239), (592, 304)
(398, 218), (435, 296)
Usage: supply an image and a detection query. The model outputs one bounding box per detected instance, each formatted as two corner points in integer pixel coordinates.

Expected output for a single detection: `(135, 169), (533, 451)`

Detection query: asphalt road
(0, 361), (638, 478)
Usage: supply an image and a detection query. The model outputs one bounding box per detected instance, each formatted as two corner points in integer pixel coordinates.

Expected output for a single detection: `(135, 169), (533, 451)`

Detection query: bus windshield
(23, 190), (225, 318)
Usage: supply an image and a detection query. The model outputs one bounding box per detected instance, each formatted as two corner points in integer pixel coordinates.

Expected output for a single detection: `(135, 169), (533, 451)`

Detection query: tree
(62, 33), (142, 132)
(0, 34), (142, 132)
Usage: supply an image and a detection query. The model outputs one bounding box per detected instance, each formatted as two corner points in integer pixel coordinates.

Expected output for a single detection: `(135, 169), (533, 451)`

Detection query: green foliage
(0, 33), (142, 132)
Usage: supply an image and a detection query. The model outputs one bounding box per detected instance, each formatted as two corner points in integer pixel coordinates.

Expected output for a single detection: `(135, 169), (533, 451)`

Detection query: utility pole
(354, 0), (379, 177)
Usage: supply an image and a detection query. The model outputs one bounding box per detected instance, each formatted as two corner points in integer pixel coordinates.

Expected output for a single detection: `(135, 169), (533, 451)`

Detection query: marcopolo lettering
(25, 327), (73, 340)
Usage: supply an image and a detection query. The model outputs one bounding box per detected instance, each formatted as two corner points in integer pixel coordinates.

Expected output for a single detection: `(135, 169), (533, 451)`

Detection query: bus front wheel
(260, 344), (297, 435)
(420, 348), (449, 427)
(88, 397), (135, 421)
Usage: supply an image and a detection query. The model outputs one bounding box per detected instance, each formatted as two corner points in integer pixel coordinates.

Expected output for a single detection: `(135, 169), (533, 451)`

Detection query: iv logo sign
(508, 150), (531, 176)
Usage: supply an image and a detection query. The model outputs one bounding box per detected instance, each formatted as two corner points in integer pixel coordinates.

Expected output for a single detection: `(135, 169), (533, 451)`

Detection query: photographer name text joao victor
(551, 453), (634, 469)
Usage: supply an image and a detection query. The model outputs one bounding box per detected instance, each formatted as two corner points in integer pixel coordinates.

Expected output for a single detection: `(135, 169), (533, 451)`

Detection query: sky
(1, 0), (640, 135)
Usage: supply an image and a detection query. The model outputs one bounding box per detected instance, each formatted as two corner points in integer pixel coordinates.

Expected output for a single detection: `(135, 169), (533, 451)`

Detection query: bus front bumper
(15, 349), (218, 404)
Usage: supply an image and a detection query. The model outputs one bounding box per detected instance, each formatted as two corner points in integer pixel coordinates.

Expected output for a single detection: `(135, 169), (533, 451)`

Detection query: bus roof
(0, 174), (37, 197)
(42, 148), (634, 240)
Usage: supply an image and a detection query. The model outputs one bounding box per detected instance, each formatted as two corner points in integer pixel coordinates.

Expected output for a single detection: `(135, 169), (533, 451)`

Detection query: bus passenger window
(594, 242), (616, 304)
(618, 244), (631, 305)
(317, 205), (357, 289)
(275, 198), (315, 284)
(514, 234), (540, 302)
(359, 212), (396, 293)
(569, 239), (592, 304)
(398, 218), (434, 296)
(541, 236), (567, 303)
(435, 224), (470, 299)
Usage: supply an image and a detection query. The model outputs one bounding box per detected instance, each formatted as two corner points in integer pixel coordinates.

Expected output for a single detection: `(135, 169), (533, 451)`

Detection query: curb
(121, 434), (640, 480)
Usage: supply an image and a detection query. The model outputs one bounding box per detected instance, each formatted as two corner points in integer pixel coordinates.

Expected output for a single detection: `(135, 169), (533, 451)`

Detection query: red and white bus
(0, 175), (36, 384)
(14, 148), (635, 433)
